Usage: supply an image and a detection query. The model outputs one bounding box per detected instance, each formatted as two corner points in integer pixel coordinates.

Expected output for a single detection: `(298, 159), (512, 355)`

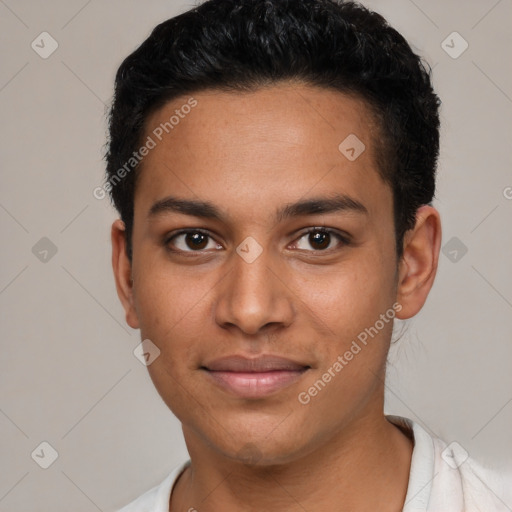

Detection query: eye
(164, 227), (350, 255)
(292, 228), (349, 252)
(165, 230), (222, 252)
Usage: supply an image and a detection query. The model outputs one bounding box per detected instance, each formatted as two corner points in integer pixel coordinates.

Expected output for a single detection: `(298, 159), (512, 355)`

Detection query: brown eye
(294, 228), (349, 252)
(309, 230), (331, 250)
(184, 232), (209, 250)
(165, 230), (222, 252)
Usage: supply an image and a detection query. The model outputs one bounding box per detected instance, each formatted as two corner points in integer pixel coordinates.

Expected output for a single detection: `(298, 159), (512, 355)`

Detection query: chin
(211, 427), (311, 468)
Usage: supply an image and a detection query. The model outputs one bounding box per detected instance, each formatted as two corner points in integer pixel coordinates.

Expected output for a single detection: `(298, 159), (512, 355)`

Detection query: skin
(111, 82), (442, 511)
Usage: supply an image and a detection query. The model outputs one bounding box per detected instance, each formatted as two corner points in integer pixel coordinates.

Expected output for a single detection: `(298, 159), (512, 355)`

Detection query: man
(106, 0), (510, 510)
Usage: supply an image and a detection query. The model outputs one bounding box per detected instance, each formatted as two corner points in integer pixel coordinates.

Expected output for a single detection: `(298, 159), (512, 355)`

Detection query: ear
(111, 219), (140, 329)
(395, 205), (442, 319)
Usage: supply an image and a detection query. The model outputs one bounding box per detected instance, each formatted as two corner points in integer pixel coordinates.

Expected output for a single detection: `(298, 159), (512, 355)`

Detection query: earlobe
(395, 206), (442, 320)
(111, 219), (140, 329)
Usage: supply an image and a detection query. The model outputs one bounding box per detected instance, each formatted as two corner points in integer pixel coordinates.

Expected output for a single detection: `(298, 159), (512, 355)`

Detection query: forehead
(135, 83), (390, 224)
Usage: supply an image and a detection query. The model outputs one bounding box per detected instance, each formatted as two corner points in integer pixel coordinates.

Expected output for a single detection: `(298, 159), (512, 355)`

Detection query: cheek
(145, 357), (209, 428)
(133, 266), (213, 417)
(132, 253), (209, 339)
(293, 251), (396, 347)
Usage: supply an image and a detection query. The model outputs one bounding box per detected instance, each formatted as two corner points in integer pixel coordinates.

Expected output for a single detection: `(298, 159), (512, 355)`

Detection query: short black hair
(104, 0), (441, 262)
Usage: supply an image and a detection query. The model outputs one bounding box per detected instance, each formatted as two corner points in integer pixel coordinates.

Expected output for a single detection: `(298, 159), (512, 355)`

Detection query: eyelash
(163, 227), (351, 255)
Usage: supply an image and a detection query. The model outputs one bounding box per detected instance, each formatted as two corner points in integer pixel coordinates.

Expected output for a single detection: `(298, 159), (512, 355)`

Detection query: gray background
(0, 0), (511, 511)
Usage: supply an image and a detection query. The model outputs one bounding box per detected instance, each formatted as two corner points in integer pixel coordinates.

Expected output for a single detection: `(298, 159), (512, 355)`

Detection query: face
(112, 83), (431, 465)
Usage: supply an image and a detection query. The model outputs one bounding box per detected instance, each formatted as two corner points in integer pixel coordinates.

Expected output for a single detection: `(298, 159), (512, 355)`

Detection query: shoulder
(115, 460), (191, 512)
(387, 415), (512, 512)
(431, 438), (512, 512)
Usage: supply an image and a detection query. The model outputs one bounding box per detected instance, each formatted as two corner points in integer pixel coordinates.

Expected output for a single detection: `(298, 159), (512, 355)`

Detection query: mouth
(201, 355), (311, 399)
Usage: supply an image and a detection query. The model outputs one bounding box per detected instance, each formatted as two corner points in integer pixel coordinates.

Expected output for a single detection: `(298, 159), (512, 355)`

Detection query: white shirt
(116, 415), (511, 511)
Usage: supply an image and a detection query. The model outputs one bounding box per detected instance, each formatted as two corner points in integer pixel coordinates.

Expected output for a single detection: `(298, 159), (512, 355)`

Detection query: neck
(170, 413), (413, 512)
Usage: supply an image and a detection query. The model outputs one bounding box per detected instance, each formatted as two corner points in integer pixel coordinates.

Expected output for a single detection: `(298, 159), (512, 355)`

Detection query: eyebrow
(147, 194), (368, 222)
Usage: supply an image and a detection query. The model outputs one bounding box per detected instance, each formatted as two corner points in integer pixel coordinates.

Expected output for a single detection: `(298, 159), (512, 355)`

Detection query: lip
(202, 355), (310, 398)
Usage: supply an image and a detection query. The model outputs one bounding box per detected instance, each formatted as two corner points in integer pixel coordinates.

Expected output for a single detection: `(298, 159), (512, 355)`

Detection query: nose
(214, 243), (295, 338)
